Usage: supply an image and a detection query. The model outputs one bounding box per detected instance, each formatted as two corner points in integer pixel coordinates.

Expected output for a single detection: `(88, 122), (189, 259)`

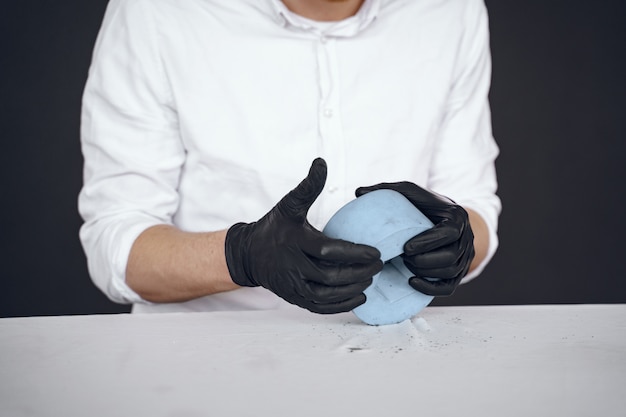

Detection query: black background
(2, 1), (625, 317)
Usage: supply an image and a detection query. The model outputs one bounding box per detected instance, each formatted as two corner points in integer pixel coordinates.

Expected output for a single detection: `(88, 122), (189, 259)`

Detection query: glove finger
(276, 158), (327, 220)
(409, 276), (461, 297)
(356, 182), (449, 206)
(281, 248), (380, 286)
(301, 234), (381, 264)
(404, 241), (464, 270)
(296, 279), (373, 304)
(355, 183), (393, 197)
(356, 182), (416, 198)
(290, 291), (367, 314)
(309, 259), (382, 286)
(406, 264), (464, 282)
(404, 221), (461, 255)
(404, 242), (474, 281)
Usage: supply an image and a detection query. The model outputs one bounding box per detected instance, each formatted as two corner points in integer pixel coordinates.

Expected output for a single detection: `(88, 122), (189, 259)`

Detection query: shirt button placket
(316, 35), (347, 218)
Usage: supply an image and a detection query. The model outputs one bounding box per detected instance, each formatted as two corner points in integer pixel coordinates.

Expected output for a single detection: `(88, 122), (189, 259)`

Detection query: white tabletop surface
(1, 304), (625, 417)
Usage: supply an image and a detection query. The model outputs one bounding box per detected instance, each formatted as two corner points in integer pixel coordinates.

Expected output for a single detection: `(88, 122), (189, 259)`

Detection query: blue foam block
(323, 189), (434, 325)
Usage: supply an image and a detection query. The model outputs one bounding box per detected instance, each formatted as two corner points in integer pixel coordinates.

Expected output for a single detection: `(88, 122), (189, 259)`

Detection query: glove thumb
(276, 158), (327, 220)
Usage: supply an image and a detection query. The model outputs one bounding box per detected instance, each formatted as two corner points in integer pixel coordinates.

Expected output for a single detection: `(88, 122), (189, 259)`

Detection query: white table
(1, 304), (625, 417)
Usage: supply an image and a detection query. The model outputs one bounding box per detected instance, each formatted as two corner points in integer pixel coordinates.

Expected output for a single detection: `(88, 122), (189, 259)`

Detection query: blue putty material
(323, 189), (434, 325)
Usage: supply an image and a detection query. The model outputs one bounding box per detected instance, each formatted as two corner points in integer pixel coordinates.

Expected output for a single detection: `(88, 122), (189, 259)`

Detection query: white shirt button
(320, 35), (328, 44)
(328, 186), (339, 193)
(323, 108), (333, 118)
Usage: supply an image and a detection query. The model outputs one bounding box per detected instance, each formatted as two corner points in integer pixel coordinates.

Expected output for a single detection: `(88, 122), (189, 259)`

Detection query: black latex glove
(356, 182), (475, 296)
(226, 158), (383, 314)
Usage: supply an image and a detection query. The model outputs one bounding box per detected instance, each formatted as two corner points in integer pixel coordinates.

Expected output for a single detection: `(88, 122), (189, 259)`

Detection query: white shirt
(79, 0), (501, 313)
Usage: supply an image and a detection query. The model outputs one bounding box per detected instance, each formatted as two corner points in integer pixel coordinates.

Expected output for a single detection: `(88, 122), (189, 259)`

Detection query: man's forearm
(465, 207), (490, 274)
(126, 225), (239, 303)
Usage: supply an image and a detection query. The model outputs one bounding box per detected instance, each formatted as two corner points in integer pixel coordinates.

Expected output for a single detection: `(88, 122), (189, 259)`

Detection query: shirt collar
(268, 0), (380, 37)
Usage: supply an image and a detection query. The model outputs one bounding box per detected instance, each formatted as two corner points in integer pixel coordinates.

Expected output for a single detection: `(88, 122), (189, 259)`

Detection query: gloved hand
(226, 158), (383, 314)
(356, 182), (475, 296)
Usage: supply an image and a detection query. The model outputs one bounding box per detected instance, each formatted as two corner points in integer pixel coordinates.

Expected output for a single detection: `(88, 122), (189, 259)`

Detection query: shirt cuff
(109, 220), (162, 304)
(81, 217), (163, 305)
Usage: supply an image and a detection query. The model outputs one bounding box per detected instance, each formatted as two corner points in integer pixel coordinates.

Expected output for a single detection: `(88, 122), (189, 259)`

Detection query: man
(79, 0), (500, 314)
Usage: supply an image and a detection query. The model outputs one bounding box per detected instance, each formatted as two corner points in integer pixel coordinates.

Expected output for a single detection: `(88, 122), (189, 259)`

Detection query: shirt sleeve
(427, 0), (501, 282)
(78, 0), (184, 303)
